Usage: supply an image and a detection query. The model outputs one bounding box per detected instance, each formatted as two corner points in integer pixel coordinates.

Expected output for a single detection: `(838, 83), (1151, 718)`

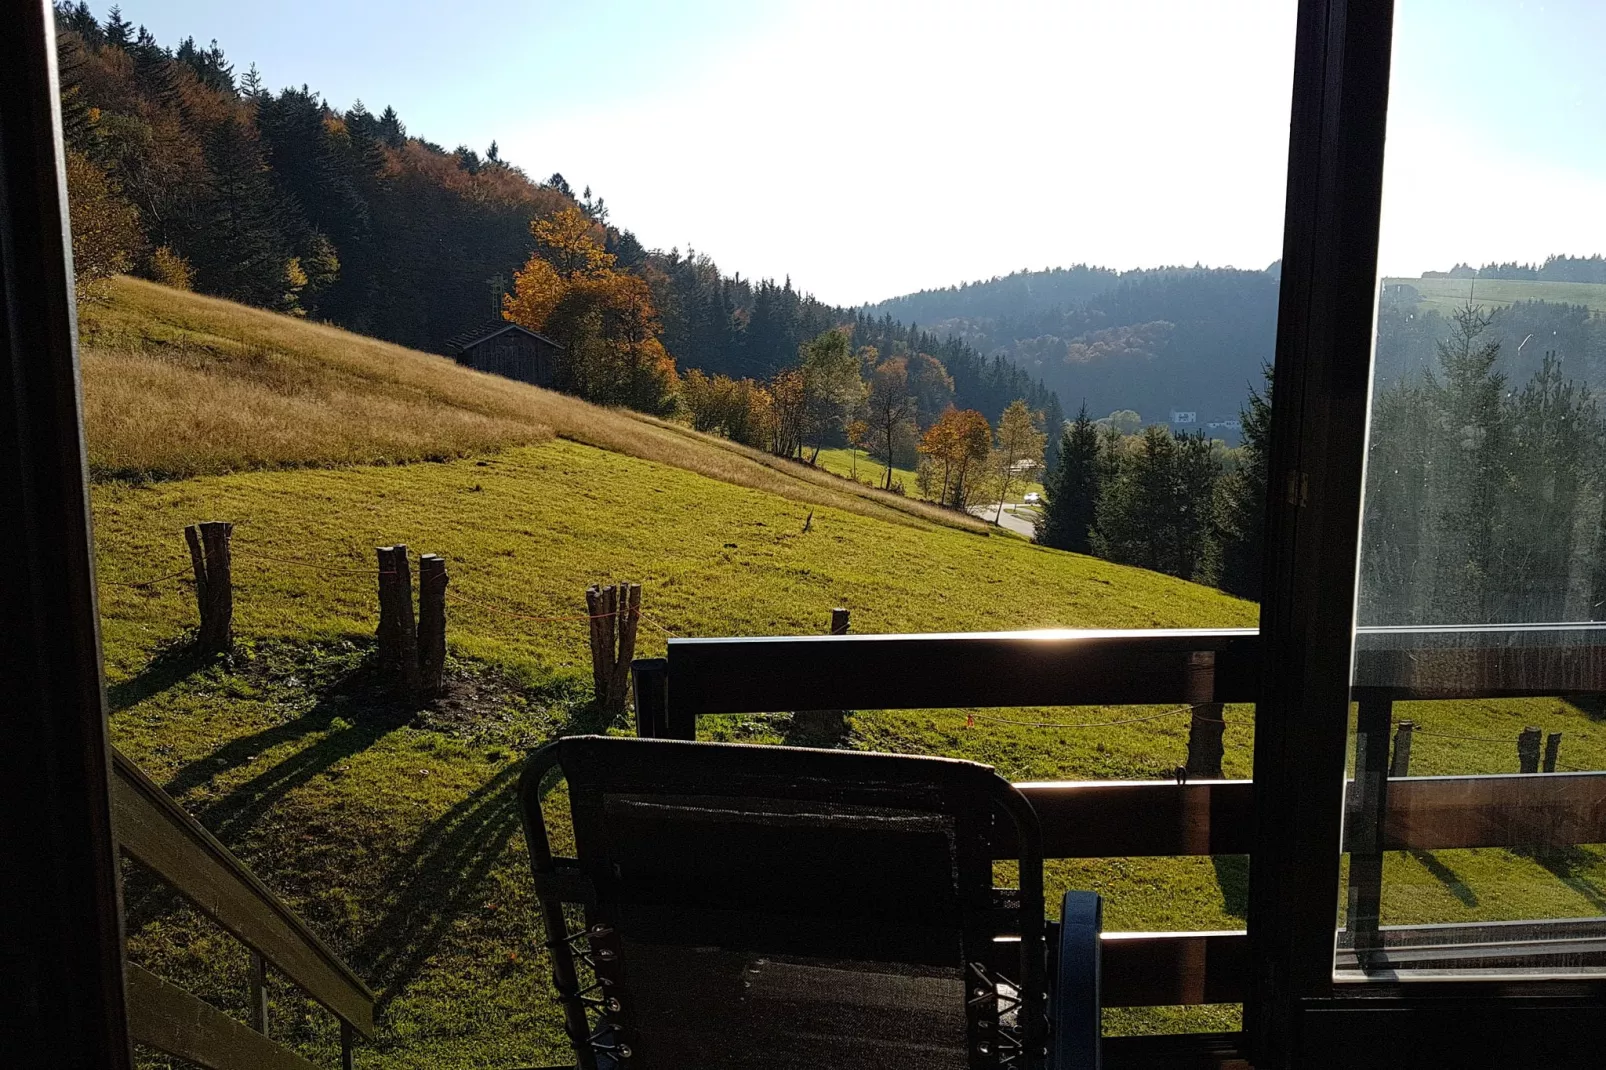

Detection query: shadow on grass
(1562, 696), (1606, 723)
(1409, 849), (1479, 907)
(1212, 855), (1249, 920)
(1528, 846), (1606, 913)
(163, 649), (414, 842)
(354, 700), (607, 1011)
(781, 710), (852, 749)
(353, 763), (524, 1010)
(107, 633), (211, 712)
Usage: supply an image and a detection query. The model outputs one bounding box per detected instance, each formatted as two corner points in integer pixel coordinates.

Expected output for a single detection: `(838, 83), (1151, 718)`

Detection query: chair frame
(519, 735), (1051, 1070)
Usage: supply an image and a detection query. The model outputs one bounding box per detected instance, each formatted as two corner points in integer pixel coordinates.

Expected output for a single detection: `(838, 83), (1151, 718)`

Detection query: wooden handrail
(124, 963), (321, 1070)
(111, 750), (377, 1040)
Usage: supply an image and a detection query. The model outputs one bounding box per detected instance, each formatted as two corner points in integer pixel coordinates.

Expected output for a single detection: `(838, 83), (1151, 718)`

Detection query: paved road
(970, 503), (1039, 540)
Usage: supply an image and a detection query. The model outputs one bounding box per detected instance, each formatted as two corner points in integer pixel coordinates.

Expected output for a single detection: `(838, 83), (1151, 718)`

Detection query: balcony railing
(112, 749), (376, 1070)
(630, 624), (1606, 1016)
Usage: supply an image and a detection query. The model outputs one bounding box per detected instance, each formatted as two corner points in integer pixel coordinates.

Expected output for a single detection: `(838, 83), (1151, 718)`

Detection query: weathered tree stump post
(417, 554), (449, 697)
(376, 545), (420, 693)
(831, 607), (850, 636)
(1517, 726), (1543, 774)
(185, 521), (234, 653)
(1183, 650), (1225, 779)
(1543, 731), (1563, 774)
(1389, 720), (1414, 778)
(586, 582), (641, 722)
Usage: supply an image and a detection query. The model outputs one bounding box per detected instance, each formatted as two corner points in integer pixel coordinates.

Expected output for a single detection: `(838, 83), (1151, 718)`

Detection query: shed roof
(444, 320), (563, 354)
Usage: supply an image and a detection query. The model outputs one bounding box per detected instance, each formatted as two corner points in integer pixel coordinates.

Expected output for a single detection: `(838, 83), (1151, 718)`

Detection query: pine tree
(1211, 367), (1272, 598)
(1093, 425), (1220, 581)
(1037, 404), (1102, 552)
(103, 5), (132, 49)
(1425, 303), (1507, 622)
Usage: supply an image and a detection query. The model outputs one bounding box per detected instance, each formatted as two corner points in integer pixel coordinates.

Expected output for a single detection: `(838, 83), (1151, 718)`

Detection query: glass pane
(1340, 0), (1606, 981)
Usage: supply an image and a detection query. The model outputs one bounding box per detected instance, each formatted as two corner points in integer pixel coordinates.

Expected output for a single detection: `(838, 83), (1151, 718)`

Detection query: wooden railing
(112, 750), (376, 1069)
(631, 624), (1606, 1009)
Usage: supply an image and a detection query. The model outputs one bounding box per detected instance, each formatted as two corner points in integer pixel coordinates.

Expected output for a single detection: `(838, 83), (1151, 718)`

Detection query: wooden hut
(445, 322), (563, 388)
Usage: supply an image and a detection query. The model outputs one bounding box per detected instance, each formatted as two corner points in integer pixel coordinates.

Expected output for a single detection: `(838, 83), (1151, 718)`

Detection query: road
(970, 502), (1039, 540)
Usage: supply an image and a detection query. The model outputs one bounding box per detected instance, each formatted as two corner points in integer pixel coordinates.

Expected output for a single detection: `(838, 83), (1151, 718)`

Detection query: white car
(1023, 492), (1041, 504)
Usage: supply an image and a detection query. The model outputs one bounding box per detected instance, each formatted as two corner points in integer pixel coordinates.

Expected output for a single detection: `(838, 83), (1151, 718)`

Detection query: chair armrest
(1053, 890), (1103, 1070)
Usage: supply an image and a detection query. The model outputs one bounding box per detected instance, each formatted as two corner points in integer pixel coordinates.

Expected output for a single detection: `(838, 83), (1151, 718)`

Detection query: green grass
(811, 446), (1046, 507)
(1386, 275), (1606, 316)
(93, 283), (1606, 1065)
(100, 438), (1262, 1064)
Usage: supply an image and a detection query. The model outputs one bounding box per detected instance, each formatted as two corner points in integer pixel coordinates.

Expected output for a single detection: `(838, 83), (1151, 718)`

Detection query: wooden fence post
(586, 582), (641, 722)
(1389, 720), (1414, 778)
(185, 521), (233, 653)
(375, 545), (420, 693)
(831, 607), (850, 636)
(1543, 731), (1563, 774)
(417, 554), (448, 697)
(375, 546), (400, 672)
(1184, 651), (1225, 779)
(1518, 726), (1543, 773)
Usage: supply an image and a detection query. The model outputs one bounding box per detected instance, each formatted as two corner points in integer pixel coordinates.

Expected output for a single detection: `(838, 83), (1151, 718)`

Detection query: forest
(867, 264), (1282, 426)
(52, 3), (1057, 443)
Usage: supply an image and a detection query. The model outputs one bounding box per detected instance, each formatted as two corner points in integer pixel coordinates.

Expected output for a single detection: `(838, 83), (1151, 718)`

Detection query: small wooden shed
(445, 321), (563, 389)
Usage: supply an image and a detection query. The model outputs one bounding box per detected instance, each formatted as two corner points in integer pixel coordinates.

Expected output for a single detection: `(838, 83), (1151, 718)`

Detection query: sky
(111, 0), (1606, 306)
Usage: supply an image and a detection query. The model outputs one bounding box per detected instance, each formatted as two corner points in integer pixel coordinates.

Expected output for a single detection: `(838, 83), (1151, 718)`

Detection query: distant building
(1169, 410), (1198, 425)
(445, 322), (563, 388)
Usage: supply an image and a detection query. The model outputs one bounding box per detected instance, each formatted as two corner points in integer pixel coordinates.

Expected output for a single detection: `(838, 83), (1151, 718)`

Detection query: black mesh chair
(519, 735), (1102, 1070)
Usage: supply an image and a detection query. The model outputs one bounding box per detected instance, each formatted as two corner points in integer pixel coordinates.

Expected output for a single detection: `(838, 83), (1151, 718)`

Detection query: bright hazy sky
(113, 0), (1606, 306)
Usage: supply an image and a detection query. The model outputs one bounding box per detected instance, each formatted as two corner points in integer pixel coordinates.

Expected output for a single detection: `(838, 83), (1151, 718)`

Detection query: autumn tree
(918, 406), (991, 506)
(64, 148), (141, 299)
(864, 357), (916, 489)
(504, 206), (676, 412)
(989, 400), (1047, 522)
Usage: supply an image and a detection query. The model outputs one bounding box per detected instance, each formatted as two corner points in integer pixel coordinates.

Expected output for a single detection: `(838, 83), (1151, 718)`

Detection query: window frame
(1248, 0), (1606, 1064)
(9, 0), (1606, 1066)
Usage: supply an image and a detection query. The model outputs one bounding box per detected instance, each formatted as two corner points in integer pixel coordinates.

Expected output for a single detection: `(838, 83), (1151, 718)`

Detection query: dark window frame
(7, 0), (1606, 1066)
(1250, 0), (1606, 1065)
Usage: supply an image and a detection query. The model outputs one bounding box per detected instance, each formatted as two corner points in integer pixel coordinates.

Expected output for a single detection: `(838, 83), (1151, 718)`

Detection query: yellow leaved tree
(503, 207), (676, 412)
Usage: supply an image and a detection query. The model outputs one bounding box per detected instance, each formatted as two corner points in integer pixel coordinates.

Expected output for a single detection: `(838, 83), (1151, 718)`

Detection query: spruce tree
(1037, 404), (1102, 553)
(1211, 367), (1272, 598)
(103, 5), (132, 49)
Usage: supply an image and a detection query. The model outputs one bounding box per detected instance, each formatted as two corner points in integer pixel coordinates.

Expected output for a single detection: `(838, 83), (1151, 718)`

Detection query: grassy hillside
(80, 277), (985, 535)
(1386, 275), (1606, 315)
(88, 281), (1606, 1066)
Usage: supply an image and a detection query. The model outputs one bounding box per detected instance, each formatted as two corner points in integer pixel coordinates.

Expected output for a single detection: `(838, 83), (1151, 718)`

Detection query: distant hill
(866, 265), (1281, 428)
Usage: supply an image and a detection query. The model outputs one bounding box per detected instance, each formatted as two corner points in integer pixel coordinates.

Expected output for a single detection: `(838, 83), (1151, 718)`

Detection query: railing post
(632, 658), (668, 739)
(341, 1020), (355, 1070)
(1345, 693), (1394, 970)
(1184, 650), (1225, 779)
(1518, 726), (1543, 773)
(1389, 720), (1414, 778)
(248, 950), (267, 1035)
(795, 609), (852, 739)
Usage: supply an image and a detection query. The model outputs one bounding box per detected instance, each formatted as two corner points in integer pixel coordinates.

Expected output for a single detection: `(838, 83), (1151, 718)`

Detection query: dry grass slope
(79, 278), (985, 533)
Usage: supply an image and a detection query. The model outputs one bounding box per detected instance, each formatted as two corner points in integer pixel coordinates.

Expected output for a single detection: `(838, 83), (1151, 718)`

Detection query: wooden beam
(667, 629), (1260, 716)
(1102, 931), (1249, 1007)
(126, 964), (320, 1070)
(1005, 780), (1253, 858)
(1366, 772), (1606, 852)
(111, 751), (376, 1038)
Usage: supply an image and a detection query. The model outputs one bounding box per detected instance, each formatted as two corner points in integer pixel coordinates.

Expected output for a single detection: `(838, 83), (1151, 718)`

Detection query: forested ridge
(54, 2), (1056, 434)
(867, 264), (1282, 425)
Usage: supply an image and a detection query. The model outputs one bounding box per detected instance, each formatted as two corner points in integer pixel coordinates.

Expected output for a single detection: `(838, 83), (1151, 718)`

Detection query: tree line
(1425, 255), (1606, 285)
(1035, 373), (1269, 600)
(53, 4), (1058, 432)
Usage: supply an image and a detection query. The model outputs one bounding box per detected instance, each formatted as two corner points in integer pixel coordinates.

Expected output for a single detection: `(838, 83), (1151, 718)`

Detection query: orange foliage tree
(503, 206), (676, 412)
(918, 406), (992, 506)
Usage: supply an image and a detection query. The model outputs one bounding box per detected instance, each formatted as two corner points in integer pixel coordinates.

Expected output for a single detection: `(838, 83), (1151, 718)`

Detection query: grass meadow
(1386, 275), (1606, 316)
(85, 280), (1606, 1066)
